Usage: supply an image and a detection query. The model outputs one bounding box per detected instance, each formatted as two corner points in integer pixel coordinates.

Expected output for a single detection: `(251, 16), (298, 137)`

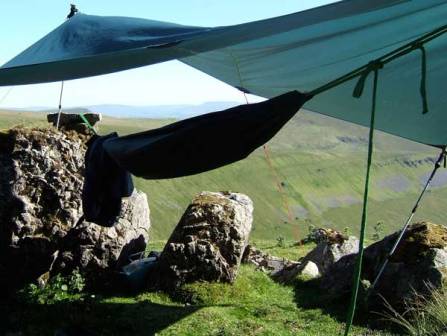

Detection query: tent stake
(370, 146), (447, 291)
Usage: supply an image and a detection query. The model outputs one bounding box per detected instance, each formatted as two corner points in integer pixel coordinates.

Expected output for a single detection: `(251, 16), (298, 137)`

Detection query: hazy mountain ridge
(8, 101), (242, 119)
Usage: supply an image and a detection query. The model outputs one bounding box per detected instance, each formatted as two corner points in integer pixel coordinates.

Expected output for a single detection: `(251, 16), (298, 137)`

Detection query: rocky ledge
(320, 221), (447, 310)
(0, 127), (151, 290)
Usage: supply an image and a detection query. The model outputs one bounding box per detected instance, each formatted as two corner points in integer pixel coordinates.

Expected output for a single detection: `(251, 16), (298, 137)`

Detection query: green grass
(2, 243), (398, 336)
(380, 285), (447, 335)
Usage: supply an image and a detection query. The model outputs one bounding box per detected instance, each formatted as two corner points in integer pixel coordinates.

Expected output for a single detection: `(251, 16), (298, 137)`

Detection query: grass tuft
(381, 285), (447, 335)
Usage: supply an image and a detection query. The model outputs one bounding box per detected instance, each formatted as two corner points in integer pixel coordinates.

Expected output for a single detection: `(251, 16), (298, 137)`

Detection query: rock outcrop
(0, 127), (150, 290)
(274, 230), (358, 283)
(301, 235), (359, 275)
(320, 222), (447, 310)
(242, 244), (298, 275)
(154, 191), (253, 288)
(301, 227), (348, 245)
(54, 190), (150, 287)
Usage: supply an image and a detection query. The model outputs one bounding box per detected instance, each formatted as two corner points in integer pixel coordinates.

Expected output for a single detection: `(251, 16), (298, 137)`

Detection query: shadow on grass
(293, 278), (349, 320)
(1, 297), (202, 336)
(292, 278), (396, 334)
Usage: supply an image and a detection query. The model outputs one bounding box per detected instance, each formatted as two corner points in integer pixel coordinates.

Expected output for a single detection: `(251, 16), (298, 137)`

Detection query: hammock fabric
(103, 90), (310, 179)
(82, 133), (134, 227)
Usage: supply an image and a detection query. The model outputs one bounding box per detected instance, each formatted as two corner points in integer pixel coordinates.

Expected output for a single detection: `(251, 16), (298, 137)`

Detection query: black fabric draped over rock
(82, 133), (134, 227)
(103, 90), (310, 179)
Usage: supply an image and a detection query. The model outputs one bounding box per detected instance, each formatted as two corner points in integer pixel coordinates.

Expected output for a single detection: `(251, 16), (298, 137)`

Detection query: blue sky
(0, 1), (335, 108)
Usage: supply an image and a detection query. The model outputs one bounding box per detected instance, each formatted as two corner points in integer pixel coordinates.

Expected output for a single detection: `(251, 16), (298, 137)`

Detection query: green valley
(1, 108), (444, 241)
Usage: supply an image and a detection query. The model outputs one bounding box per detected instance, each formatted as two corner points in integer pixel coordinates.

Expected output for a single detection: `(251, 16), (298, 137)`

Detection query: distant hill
(86, 101), (241, 119)
(9, 101), (242, 119)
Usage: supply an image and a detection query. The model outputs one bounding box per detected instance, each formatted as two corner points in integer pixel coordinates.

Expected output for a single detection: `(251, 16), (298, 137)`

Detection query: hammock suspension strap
(79, 113), (98, 135)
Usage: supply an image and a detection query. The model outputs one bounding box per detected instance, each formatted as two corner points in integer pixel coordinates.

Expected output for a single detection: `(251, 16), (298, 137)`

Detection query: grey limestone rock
(301, 235), (359, 275)
(155, 191), (253, 288)
(242, 244), (298, 275)
(320, 222), (447, 311)
(54, 190), (150, 287)
(273, 230), (358, 283)
(0, 127), (150, 289)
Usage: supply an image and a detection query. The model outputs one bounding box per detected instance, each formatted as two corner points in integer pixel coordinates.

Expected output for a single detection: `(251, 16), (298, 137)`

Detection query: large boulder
(0, 127), (150, 290)
(54, 190), (150, 288)
(0, 128), (87, 289)
(320, 222), (447, 310)
(154, 191), (253, 288)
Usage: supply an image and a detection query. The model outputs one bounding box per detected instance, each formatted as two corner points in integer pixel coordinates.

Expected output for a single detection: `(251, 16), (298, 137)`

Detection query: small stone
(300, 261), (320, 279)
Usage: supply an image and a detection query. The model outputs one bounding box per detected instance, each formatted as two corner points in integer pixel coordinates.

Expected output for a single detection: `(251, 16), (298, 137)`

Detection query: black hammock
(103, 90), (310, 179)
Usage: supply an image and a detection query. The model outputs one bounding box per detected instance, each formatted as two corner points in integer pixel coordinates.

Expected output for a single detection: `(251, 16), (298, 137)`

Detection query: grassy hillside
(0, 108), (444, 241)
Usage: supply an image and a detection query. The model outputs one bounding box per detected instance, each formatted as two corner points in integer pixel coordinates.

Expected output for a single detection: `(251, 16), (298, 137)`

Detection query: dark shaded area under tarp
(103, 90), (310, 179)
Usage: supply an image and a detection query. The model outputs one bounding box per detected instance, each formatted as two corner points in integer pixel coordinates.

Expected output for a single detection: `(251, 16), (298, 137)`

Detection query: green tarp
(1, 0), (447, 145)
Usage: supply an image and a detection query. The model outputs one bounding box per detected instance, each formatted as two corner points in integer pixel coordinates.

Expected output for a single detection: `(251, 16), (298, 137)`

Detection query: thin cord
(262, 144), (295, 224)
(55, 81), (65, 129)
(243, 92), (249, 104)
(344, 68), (379, 336)
(0, 87), (13, 105)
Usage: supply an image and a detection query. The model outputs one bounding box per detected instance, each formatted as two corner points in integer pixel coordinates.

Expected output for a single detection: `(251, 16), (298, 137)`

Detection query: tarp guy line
(243, 88), (296, 232)
(344, 62), (380, 336)
(240, 63), (296, 236)
(0, 87), (13, 105)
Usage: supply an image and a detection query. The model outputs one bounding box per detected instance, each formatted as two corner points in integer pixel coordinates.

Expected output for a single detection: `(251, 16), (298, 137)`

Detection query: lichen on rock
(320, 221), (447, 311)
(153, 191), (253, 289)
(0, 127), (150, 290)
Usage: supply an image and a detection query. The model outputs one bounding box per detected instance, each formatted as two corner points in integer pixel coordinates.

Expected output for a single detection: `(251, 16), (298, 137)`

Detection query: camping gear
(2, 1), (447, 333)
(103, 90), (309, 179)
(370, 147), (447, 290)
(82, 133), (134, 227)
(120, 252), (158, 291)
(1, 1), (447, 146)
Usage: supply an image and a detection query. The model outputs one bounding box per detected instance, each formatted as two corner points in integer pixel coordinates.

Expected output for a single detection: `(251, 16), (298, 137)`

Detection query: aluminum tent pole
(370, 146), (447, 290)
